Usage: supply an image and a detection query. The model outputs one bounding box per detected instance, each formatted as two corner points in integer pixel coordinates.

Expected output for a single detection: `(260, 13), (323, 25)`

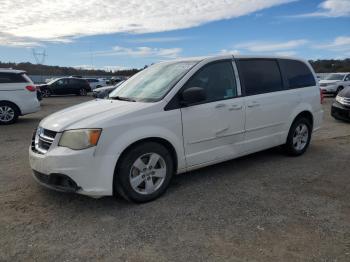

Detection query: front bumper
(29, 144), (118, 197)
(320, 86), (337, 94)
(331, 102), (350, 122)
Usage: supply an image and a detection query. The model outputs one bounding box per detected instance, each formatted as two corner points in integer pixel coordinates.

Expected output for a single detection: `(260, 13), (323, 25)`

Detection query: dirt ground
(0, 95), (349, 261)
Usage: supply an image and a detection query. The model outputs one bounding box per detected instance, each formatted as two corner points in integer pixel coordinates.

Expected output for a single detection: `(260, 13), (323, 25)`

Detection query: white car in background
(85, 78), (107, 91)
(0, 69), (40, 124)
(319, 73), (350, 95)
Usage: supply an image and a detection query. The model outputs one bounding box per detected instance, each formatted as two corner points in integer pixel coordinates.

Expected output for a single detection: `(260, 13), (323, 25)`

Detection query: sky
(0, 0), (349, 70)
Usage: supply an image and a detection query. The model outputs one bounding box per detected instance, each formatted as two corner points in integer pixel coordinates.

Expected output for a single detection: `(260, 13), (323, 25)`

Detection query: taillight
(320, 88), (324, 104)
(25, 85), (36, 92)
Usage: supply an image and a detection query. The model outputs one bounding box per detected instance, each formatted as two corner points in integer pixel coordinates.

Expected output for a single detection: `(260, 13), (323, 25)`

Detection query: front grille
(31, 128), (57, 154)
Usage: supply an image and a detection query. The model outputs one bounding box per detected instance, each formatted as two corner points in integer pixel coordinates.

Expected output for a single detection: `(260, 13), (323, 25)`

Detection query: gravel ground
(0, 95), (349, 261)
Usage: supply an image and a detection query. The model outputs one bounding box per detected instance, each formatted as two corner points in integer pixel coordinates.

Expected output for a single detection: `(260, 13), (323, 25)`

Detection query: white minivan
(29, 55), (323, 202)
(0, 69), (40, 125)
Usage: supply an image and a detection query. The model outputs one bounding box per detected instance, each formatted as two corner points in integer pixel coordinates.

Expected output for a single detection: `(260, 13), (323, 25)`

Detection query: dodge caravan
(29, 55), (323, 202)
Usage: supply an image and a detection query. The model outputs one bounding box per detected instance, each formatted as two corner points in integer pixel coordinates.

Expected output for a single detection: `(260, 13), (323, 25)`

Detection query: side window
(0, 73), (11, 83)
(279, 59), (316, 89)
(183, 61), (238, 103)
(56, 79), (65, 86)
(238, 59), (283, 96)
(345, 75), (350, 81)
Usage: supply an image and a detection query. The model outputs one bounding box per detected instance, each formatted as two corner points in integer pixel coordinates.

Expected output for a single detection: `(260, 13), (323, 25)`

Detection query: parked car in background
(331, 87), (350, 122)
(0, 69), (40, 124)
(85, 78), (107, 91)
(319, 73), (350, 95)
(37, 77), (91, 97)
(92, 81), (124, 99)
(29, 55), (323, 203)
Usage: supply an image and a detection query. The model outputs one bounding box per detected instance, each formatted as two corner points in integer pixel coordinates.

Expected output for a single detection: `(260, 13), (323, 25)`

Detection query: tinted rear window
(279, 59), (316, 89)
(0, 72), (29, 83)
(238, 59), (283, 96)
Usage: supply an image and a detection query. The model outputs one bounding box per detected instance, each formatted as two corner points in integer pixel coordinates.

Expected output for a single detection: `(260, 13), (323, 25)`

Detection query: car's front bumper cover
(331, 102), (350, 122)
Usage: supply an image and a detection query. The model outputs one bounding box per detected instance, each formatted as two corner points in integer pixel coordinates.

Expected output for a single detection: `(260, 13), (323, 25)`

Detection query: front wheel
(284, 118), (312, 156)
(114, 142), (174, 203)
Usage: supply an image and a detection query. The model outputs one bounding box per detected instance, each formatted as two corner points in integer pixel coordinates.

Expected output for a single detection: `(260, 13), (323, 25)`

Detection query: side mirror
(181, 87), (206, 106)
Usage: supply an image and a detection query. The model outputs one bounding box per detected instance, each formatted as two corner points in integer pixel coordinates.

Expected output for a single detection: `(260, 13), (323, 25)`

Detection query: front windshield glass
(325, 74), (344, 81)
(109, 61), (197, 102)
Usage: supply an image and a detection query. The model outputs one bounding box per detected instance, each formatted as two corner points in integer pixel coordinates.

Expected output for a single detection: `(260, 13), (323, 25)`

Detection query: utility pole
(32, 49), (48, 83)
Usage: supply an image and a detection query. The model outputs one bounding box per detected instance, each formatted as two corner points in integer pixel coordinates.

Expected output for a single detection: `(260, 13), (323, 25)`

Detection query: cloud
(0, 0), (293, 46)
(314, 36), (350, 52)
(0, 33), (41, 47)
(234, 39), (308, 52)
(294, 0), (350, 17)
(274, 50), (298, 56)
(127, 37), (189, 43)
(219, 49), (240, 55)
(90, 46), (182, 59)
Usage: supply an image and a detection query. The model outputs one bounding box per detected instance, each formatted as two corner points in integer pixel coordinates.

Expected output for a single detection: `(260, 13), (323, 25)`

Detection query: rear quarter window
(279, 59), (316, 89)
(0, 72), (29, 83)
(237, 59), (283, 96)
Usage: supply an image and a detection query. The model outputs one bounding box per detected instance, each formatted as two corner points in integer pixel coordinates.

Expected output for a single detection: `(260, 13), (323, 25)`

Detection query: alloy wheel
(0, 106), (15, 123)
(80, 89), (87, 96)
(129, 153), (167, 195)
(292, 123), (309, 151)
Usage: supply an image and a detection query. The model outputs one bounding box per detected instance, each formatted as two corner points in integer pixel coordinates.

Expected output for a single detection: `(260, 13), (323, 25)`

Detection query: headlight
(336, 95), (344, 104)
(59, 129), (102, 150)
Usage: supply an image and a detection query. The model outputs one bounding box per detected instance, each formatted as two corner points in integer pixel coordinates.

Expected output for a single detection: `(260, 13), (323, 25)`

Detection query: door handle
(229, 105), (243, 111)
(215, 104), (226, 109)
(247, 103), (260, 108)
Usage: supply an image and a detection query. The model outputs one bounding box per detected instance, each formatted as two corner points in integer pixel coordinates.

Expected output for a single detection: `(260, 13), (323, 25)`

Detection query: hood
(39, 99), (152, 132)
(319, 80), (340, 84)
(338, 87), (350, 98)
(94, 85), (115, 92)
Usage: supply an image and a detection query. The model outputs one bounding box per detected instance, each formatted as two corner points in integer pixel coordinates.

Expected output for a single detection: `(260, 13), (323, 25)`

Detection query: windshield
(325, 74), (344, 81)
(109, 61), (197, 102)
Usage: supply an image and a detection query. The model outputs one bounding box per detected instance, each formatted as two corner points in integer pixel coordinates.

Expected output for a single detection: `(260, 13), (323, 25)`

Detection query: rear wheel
(0, 102), (19, 125)
(114, 142), (174, 203)
(42, 89), (51, 97)
(284, 117), (312, 156)
(79, 88), (87, 96)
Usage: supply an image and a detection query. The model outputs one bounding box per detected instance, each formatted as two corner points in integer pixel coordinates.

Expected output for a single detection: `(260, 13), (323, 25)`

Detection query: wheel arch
(293, 110), (314, 128)
(112, 137), (179, 193)
(0, 100), (22, 115)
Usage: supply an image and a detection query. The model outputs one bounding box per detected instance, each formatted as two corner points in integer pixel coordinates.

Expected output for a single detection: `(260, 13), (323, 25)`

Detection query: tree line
(0, 62), (140, 76)
(1, 59), (350, 76)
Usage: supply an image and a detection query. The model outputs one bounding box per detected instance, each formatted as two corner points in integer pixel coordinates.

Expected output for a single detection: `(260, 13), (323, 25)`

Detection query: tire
(284, 117), (312, 156)
(42, 89), (51, 98)
(114, 142), (174, 203)
(0, 102), (19, 125)
(79, 88), (87, 96)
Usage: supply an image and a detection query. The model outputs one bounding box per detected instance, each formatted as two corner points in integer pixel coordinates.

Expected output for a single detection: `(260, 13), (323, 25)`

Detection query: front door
(181, 60), (245, 167)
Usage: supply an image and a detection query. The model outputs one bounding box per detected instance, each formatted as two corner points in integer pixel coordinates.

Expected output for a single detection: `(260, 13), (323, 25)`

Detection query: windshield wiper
(110, 96), (136, 102)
